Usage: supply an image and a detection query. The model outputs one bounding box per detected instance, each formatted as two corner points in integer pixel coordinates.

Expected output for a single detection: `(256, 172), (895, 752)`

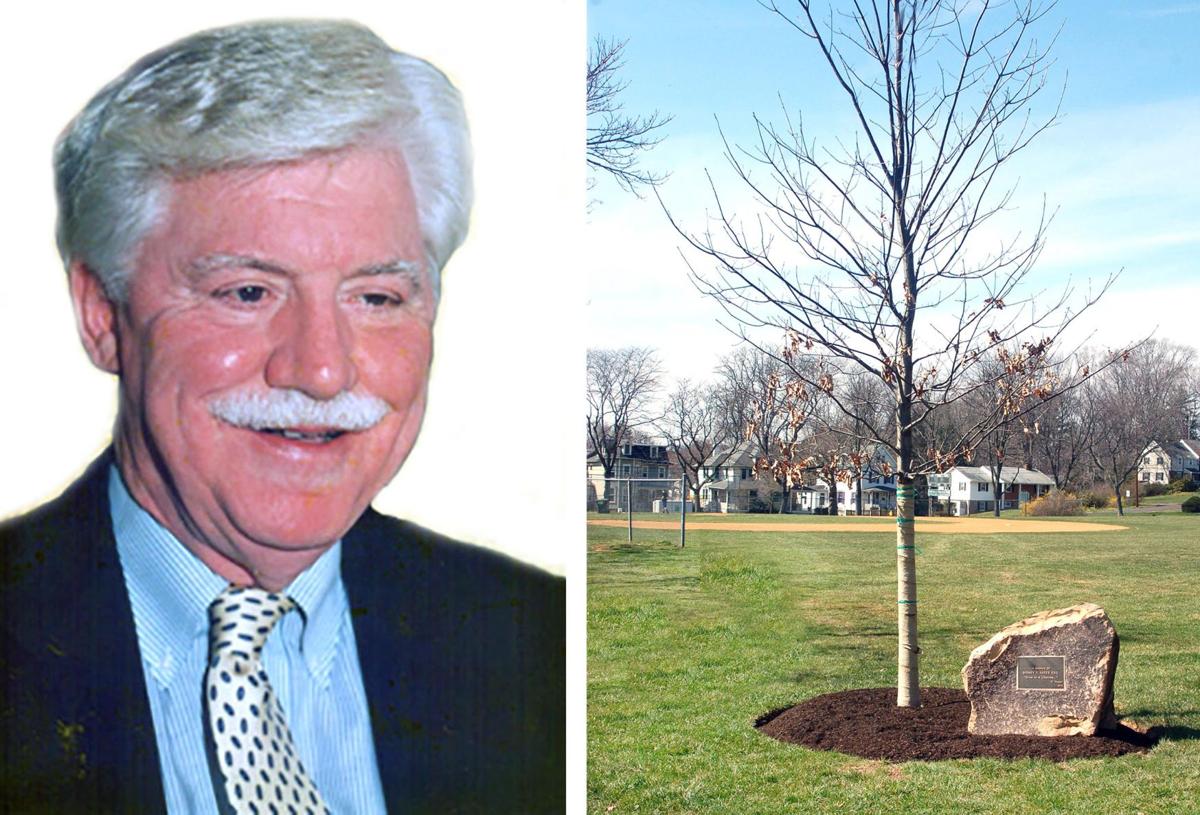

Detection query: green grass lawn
(588, 512), (1200, 814)
(1125, 491), (1196, 507)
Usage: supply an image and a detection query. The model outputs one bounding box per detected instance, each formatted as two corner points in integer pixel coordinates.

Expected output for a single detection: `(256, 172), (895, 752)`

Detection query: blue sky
(587, 0), (1200, 383)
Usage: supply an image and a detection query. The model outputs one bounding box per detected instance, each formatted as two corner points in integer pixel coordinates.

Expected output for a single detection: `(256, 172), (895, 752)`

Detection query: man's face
(87, 147), (433, 576)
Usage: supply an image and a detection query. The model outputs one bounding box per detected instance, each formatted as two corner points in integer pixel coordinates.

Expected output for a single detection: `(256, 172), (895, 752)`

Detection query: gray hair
(54, 19), (472, 301)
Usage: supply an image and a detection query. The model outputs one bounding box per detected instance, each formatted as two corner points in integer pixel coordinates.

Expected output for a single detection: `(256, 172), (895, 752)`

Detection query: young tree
(587, 347), (663, 505)
(1085, 341), (1195, 514)
(658, 379), (740, 511)
(668, 0), (1117, 707)
(587, 37), (672, 195)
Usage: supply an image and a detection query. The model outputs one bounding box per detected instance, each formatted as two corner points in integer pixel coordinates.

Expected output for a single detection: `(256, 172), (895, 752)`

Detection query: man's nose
(264, 296), (358, 400)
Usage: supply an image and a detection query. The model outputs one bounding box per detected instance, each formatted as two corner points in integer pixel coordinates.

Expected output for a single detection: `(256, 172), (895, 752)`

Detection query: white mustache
(208, 388), (390, 432)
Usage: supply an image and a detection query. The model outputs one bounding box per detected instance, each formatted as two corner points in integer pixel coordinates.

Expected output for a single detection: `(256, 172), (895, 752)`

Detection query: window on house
(749, 489), (758, 498)
(1156, 472), (1164, 481)
(958, 482), (966, 492)
(1140, 472), (1149, 481)
(620, 465), (630, 476)
(1157, 456), (1164, 465)
(741, 468), (751, 480)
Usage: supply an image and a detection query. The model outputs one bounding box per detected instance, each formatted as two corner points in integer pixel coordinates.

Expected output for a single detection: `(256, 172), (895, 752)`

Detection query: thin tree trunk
(893, 0), (920, 707)
(896, 473), (918, 707)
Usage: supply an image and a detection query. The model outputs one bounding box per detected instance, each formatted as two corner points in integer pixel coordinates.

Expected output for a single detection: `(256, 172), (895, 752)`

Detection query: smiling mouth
(257, 427), (348, 444)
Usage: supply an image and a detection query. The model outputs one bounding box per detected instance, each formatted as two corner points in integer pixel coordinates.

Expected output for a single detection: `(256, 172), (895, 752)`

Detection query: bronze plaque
(1016, 655), (1065, 690)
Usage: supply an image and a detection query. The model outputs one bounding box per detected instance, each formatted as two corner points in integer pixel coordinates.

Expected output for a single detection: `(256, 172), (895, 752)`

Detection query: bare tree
(716, 346), (818, 512)
(802, 432), (850, 513)
(1085, 341), (1195, 514)
(969, 346), (1061, 515)
(1183, 372), (1200, 439)
(587, 347), (664, 505)
(667, 0), (1120, 707)
(1028, 377), (1091, 489)
(587, 37), (672, 195)
(831, 371), (895, 514)
(658, 379), (740, 511)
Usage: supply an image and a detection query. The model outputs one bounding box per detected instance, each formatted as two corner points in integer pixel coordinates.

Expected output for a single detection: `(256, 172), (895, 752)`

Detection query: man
(0, 20), (564, 814)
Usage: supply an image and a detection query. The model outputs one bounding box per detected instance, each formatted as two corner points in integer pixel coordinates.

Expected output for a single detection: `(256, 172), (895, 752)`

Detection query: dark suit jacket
(0, 451), (565, 814)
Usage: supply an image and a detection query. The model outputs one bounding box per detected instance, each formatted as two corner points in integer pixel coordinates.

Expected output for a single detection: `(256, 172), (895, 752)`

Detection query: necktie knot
(208, 585), (294, 668)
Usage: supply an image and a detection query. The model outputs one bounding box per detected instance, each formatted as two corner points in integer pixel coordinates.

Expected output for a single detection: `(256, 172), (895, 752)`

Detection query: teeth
(261, 428), (342, 442)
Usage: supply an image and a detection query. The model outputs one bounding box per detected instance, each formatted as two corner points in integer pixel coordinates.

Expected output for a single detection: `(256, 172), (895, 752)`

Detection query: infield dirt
(588, 517), (1125, 534)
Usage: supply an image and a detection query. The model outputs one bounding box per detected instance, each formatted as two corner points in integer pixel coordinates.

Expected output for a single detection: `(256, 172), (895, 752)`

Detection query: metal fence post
(627, 477), (633, 541)
(679, 475), (687, 549)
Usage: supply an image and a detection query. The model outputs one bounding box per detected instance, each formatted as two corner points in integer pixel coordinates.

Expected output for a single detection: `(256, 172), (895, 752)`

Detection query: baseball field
(587, 509), (1200, 814)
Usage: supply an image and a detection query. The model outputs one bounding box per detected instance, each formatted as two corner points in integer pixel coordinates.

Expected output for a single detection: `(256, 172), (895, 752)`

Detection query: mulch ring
(756, 687), (1159, 761)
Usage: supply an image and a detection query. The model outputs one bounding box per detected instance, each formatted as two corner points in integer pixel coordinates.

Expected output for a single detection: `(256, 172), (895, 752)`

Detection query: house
(586, 440), (676, 512)
(946, 466), (1054, 515)
(793, 446), (898, 516)
(696, 441), (772, 513)
(1138, 440), (1200, 485)
(923, 472), (953, 516)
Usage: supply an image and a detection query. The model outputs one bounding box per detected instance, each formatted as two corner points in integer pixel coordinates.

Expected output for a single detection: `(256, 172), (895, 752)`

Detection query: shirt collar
(109, 465), (346, 687)
(110, 466), (227, 687)
(283, 533), (344, 684)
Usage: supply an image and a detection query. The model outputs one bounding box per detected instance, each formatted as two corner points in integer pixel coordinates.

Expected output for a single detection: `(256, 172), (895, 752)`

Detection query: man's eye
(234, 285), (267, 303)
(217, 285), (269, 304)
(361, 292), (403, 307)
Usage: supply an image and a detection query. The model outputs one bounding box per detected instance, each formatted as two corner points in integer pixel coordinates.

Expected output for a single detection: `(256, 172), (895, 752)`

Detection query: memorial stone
(962, 603), (1119, 736)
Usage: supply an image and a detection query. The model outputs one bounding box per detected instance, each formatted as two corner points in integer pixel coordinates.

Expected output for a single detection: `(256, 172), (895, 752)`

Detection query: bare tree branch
(587, 37), (673, 197)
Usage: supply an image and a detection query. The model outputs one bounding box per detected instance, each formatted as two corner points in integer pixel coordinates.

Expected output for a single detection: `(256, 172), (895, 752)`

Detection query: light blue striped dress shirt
(108, 468), (387, 814)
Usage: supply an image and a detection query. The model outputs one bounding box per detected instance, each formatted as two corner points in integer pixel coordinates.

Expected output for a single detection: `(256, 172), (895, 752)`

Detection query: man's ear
(68, 261), (121, 374)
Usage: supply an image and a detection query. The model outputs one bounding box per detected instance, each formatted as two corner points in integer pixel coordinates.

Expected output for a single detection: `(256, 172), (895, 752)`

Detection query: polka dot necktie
(206, 585), (329, 815)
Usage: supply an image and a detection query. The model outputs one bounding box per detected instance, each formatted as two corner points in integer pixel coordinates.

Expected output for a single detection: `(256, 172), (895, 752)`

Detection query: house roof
(1144, 439), (1200, 461)
(952, 466), (1055, 486)
(702, 439), (758, 467)
(1161, 440), (1200, 461)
